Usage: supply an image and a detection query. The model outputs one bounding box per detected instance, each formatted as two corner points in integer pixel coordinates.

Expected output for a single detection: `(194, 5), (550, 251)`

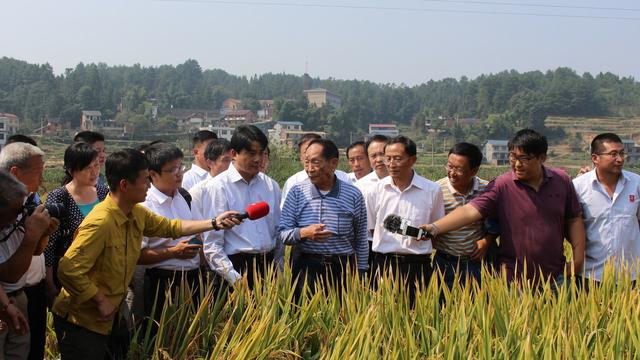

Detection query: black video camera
(24, 194), (64, 219)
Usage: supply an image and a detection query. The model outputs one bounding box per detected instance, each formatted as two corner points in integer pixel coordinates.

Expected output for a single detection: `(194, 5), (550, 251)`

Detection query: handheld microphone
(382, 214), (432, 240)
(231, 201), (270, 221)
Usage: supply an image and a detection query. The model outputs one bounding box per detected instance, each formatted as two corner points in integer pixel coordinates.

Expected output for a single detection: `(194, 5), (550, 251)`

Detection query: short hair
(449, 142), (483, 169)
(62, 142), (98, 185)
(0, 142), (45, 171)
(136, 140), (167, 153)
(508, 129), (547, 157)
(365, 135), (389, 153)
(204, 138), (231, 162)
(105, 149), (149, 192)
(6, 134), (37, 146)
(307, 138), (339, 160)
(346, 141), (366, 159)
(297, 133), (322, 149)
(385, 136), (417, 157)
(144, 143), (184, 173)
(192, 130), (217, 149)
(74, 130), (105, 144)
(591, 133), (623, 155)
(230, 125), (268, 153)
(0, 171), (28, 217)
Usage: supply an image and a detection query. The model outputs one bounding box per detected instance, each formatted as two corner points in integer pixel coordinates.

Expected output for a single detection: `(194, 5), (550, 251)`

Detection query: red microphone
(231, 201), (270, 221)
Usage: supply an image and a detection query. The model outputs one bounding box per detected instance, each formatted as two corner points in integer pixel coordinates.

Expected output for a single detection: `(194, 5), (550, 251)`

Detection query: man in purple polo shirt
(421, 129), (585, 284)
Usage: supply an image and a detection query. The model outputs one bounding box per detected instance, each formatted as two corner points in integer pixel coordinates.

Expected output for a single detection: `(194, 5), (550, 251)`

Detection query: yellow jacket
(53, 194), (182, 335)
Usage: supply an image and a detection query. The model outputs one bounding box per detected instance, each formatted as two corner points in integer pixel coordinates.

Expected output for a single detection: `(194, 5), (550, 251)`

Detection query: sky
(2, 0), (639, 85)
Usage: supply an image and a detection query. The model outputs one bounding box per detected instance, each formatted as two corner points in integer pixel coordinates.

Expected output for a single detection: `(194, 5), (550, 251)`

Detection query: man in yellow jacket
(52, 149), (240, 359)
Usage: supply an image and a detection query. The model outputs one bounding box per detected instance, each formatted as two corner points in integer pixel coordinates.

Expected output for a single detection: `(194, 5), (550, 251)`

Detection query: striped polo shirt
(432, 176), (489, 256)
(278, 177), (369, 270)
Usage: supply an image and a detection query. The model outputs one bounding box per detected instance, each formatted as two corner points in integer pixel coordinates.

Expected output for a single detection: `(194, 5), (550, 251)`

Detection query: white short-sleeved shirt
(365, 172), (445, 255)
(573, 169), (640, 281)
(140, 185), (201, 270)
(355, 171), (388, 241)
(281, 169), (350, 208)
(181, 163), (209, 191)
(0, 227), (28, 292)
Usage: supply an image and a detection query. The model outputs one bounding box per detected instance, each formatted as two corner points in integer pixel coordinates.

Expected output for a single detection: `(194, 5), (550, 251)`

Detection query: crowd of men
(0, 126), (638, 359)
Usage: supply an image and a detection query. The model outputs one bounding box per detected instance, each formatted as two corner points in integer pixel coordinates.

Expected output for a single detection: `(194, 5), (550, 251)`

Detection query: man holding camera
(0, 143), (59, 360)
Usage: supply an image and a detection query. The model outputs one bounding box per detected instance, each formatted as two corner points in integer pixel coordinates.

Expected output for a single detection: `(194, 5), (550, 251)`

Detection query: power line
(415, 0), (640, 13)
(153, 0), (640, 21)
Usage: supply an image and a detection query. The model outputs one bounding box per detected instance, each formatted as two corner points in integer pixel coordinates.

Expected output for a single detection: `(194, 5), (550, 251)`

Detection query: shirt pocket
(100, 236), (126, 295)
(337, 211), (354, 238)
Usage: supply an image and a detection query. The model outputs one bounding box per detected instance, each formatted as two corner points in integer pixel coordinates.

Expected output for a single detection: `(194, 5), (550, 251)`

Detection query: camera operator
(0, 143), (59, 360)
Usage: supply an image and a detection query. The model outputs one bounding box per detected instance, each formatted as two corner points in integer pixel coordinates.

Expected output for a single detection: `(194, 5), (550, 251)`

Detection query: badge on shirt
(630, 195), (636, 203)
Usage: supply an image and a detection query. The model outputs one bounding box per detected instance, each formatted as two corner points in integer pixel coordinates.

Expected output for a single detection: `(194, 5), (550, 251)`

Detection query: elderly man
(433, 142), (499, 288)
(421, 129), (585, 287)
(0, 144), (58, 360)
(279, 138), (368, 297)
(346, 141), (372, 183)
(574, 133), (640, 287)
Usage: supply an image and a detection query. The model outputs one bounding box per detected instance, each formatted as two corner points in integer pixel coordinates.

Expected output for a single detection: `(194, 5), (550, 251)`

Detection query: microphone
(231, 201), (270, 221)
(382, 214), (432, 240)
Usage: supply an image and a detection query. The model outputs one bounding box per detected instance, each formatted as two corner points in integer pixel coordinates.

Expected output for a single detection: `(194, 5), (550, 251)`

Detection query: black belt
(435, 251), (472, 263)
(374, 252), (431, 264)
(298, 252), (354, 264)
(146, 267), (200, 278)
(229, 250), (274, 263)
(6, 288), (24, 298)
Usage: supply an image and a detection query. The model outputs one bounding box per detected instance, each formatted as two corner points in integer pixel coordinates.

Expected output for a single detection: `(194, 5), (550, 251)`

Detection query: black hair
(137, 140), (167, 153)
(307, 138), (339, 160)
(297, 133), (322, 149)
(192, 130), (217, 149)
(346, 141), (366, 159)
(591, 133), (623, 155)
(449, 142), (483, 169)
(204, 138), (231, 162)
(385, 136), (417, 157)
(6, 134), (37, 147)
(62, 142), (98, 185)
(144, 143), (184, 173)
(74, 130), (105, 144)
(230, 125), (268, 153)
(365, 135), (389, 153)
(508, 129), (547, 157)
(105, 149), (149, 192)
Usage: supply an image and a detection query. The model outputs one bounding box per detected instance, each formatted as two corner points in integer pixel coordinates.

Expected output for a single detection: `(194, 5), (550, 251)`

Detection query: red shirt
(470, 166), (582, 282)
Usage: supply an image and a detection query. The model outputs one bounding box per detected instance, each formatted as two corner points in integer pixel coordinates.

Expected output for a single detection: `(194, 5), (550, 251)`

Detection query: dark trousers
(433, 252), (482, 289)
(25, 281), (46, 360)
(143, 268), (201, 320)
(371, 252), (433, 306)
(292, 252), (355, 299)
(54, 314), (109, 360)
(228, 251), (275, 289)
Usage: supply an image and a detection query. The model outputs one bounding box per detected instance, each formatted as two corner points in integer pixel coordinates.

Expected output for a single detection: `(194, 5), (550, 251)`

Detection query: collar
(382, 171), (423, 191)
(102, 193), (139, 227)
(589, 168), (628, 188)
(511, 165), (554, 184)
(147, 184), (175, 205)
(446, 176), (479, 196)
(310, 176), (341, 199)
(227, 163), (258, 184)
(190, 163), (208, 176)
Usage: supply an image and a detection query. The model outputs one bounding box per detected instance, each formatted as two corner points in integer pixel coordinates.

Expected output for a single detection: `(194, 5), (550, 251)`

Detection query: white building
(201, 126), (235, 141)
(483, 140), (509, 165)
(368, 123), (399, 137)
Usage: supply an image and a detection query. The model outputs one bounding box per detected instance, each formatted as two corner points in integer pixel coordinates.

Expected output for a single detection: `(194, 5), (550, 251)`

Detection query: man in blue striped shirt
(278, 139), (368, 297)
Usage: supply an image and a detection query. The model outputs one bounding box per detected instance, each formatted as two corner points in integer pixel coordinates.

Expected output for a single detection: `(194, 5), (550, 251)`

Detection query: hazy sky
(3, 0), (639, 85)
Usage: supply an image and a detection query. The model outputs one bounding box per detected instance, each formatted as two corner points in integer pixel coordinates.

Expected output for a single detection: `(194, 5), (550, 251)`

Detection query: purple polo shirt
(470, 166), (581, 282)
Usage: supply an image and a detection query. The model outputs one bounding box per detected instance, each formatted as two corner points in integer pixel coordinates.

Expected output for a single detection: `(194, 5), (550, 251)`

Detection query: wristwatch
(211, 217), (220, 231)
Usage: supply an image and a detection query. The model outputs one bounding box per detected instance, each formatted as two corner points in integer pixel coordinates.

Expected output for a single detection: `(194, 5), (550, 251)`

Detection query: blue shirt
(278, 177), (369, 270)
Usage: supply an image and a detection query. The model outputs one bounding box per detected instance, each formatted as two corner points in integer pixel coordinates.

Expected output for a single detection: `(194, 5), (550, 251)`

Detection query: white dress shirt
(182, 163), (209, 191)
(281, 169), (350, 208)
(573, 169), (640, 281)
(200, 164), (282, 284)
(347, 172), (358, 184)
(365, 171), (445, 255)
(189, 173), (217, 216)
(141, 184), (201, 270)
(355, 171), (388, 242)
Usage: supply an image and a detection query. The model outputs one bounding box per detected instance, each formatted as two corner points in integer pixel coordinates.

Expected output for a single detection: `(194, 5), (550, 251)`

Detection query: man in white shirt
(365, 136), (445, 304)
(574, 133), (640, 287)
(281, 133), (349, 207)
(346, 141), (372, 184)
(181, 130), (217, 190)
(189, 139), (233, 215)
(0, 143), (58, 360)
(202, 125), (282, 289)
(139, 143), (204, 324)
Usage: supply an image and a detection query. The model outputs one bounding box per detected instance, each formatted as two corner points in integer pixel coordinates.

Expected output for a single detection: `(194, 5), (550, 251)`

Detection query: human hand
(170, 240), (202, 259)
(300, 224), (333, 242)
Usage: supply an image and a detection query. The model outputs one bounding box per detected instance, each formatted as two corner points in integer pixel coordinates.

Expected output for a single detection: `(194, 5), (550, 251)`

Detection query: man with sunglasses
(573, 133), (640, 287)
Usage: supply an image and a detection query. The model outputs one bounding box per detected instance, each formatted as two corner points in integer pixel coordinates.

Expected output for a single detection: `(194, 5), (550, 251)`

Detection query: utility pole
(431, 133), (435, 166)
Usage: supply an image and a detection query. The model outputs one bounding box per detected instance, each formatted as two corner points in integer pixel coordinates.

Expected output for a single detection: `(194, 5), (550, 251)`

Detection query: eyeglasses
(162, 164), (187, 175)
(508, 153), (536, 165)
(444, 164), (466, 175)
(596, 151), (625, 159)
(384, 156), (407, 165)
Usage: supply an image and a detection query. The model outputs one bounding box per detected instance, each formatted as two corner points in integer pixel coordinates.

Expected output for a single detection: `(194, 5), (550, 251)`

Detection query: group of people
(0, 125), (637, 359)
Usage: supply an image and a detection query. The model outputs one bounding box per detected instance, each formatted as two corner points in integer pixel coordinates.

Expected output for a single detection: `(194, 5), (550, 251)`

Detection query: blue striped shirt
(278, 177), (369, 270)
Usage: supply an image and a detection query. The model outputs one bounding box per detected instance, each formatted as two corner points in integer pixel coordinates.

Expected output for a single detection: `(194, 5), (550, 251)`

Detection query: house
(80, 111), (103, 130)
(368, 123), (399, 137)
(268, 121), (305, 144)
(257, 100), (274, 119)
(304, 88), (342, 109)
(221, 110), (257, 127)
(622, 139), (640, 164)
(168, 109), (220, 131)
(484, 140), (509, 165)
(222, 98), (242, 111)
(270, 129), (326, 146)
(201, 126), (235, 141)
(0, 113), (19, 149)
